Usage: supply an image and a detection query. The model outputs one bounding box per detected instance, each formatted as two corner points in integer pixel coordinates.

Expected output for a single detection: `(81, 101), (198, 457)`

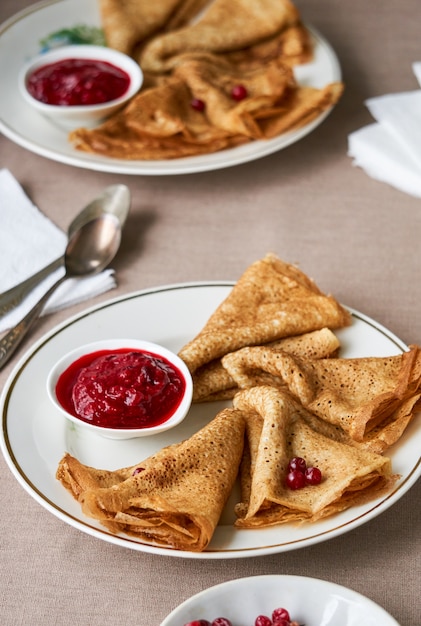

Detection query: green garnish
(39, 25), (106, 51)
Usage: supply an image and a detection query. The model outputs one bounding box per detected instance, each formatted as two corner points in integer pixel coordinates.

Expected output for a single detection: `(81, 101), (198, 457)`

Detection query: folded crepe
(223, 344), (421, 453)
(193, 327), (340, 402)
(139, 0), (301, 72)
(69, 55), (341, 159)
(69, 71), (249, 159)
(56, 407), (245, 552)
(255, 82), (344, 138)
(173, 55), (295, 139)
(224, 24), (312, 69)
(178, 253), (351, 374)
(232, 386), (397, 527)
(99, 0), (210, 56)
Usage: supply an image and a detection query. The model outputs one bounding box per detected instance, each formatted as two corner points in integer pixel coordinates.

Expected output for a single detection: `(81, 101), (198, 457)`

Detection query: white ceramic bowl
(47, 339), (193, 439)
(19, 45), (143, 129)
(160, 575), (400, 626)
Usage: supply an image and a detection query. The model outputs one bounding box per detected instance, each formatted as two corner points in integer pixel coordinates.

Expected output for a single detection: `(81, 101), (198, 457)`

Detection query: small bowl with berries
(46, 338), (193, 439)
(19, 44), (143, 129)
(160, 574), (400, 626)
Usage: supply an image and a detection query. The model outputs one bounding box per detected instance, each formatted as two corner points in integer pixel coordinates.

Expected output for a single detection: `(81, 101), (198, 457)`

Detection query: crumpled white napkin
(348, 62), (421, 198)
(0, 169), (116, 332)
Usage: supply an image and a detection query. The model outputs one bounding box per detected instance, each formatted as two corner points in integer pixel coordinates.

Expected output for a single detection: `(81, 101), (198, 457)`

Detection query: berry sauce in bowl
(47, 339), (192, 439)
(19, 45), (143, 129)
(26, 57), (131, 106)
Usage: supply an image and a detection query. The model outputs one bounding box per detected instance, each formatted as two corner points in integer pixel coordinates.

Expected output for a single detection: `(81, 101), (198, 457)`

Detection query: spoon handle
(0, 256), (63, 319)
(0, 274), (67, 370)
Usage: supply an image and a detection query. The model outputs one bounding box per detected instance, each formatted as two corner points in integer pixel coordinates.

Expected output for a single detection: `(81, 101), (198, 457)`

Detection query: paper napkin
(348, 63), (421, 198)
(412, 61), (421, 85)
(0, 169), (116, 333)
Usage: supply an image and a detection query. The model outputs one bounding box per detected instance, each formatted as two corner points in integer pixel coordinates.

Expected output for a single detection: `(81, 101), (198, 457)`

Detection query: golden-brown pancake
(69, 73), (249, 159)
(193, 328), (340, 402)
(69, 74), (342, 159)
(139, 0), (301, 72)
(99, 0), (209, 55)
(178, 253), (351, 374)
(57, 407), (245, 552)
(224, 24), (313, 69)
(255, 83), (344, 137)
(173, 55), (295, 138)
(232, 386), (397, 527)
(224, 344), (421, 450)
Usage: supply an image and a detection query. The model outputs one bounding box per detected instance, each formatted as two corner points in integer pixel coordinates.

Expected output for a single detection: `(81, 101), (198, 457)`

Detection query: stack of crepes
(57, 407), (246, 552)
(69, 0), (343, 159)
(231, 386), (398, 527)
(57, 254), (421, 550)
(181, 253), (352, 401)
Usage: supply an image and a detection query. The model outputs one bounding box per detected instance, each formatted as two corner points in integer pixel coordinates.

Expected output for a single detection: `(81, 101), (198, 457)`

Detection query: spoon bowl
(67, 184), (130, 238)
(65, 213), (122, 277)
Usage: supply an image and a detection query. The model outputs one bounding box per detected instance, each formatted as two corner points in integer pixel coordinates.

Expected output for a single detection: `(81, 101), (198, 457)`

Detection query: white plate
(1, 283), (420, 559)
(0, 0), (342, 175)
(160, 574), (400, 625)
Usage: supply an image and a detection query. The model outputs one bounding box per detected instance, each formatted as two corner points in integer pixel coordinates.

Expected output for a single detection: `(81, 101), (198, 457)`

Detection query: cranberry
(272, 608), (290, 622)
(272, 620), (290, 626)
(285, 469), (306, 490)
(305, 466), (322, 485)
(231, 84), (248, 101)
(132, 467), (145, 475)
(183, 621), (211, 626)
(255, 616), (272, 626)
(287, 457), (306, 473)
(191, 97), (205, 111)
(212, 619), (233, 626)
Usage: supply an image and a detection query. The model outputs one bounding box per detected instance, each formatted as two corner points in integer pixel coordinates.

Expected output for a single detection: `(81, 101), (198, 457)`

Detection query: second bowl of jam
(19, 45), (143, 129)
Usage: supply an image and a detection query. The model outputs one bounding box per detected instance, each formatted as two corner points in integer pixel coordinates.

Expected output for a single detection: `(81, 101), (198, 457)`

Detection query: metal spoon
(0, 184), (130, 319)
(0, 212), (123, 369)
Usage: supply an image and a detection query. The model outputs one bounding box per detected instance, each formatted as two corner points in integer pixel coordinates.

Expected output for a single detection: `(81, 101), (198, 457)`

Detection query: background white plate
(0, 0), (342, 175)
(1, 283), (420, 559)
(160, 574), (400, 625)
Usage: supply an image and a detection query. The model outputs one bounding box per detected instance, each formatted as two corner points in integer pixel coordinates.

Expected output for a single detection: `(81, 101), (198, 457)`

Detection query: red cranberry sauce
(27, 58), (131, 106)
(56, 348), (186, 429)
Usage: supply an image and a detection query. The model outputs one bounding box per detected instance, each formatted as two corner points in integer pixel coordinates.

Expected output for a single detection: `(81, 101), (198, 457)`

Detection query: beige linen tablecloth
(0, 1), (420, 624)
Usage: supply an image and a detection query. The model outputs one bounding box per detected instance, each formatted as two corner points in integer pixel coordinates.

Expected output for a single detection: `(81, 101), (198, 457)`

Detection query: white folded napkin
(348, 63), (421, 198)
(0, 169), (116, 333)
(412, 61), (421, 85)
